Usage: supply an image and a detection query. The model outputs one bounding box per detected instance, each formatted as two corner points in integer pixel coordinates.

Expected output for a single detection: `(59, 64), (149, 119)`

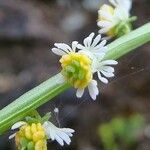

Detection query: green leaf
(41, 112), (51, 123)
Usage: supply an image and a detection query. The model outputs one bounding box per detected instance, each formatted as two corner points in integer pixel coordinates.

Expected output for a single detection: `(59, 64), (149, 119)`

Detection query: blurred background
(0, 0), (150, 149)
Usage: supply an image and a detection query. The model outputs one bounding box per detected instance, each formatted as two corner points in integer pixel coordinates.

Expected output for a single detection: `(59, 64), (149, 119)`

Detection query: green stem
(0, 73), (70, 134)
(104, 22), (150, 60)
(0, 23), (150, 134)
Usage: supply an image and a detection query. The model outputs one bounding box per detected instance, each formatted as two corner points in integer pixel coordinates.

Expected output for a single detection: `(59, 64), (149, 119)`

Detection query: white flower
(77, 32), (107, 71)
(77, 32), (107, 54)
(9, 120), (75, 147)
(52, 38), (99, 100)
(51, 33), (118, 100)
(97, 0), (132, 37)
(95, 60), (118, 84)
(43, 121), (75, 146)
(52, 41), (78, 56)
(77, 32), (118, 84)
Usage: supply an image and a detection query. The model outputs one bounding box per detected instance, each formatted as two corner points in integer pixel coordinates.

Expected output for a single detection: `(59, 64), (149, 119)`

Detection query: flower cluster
(97, 0), (136, 38)
(52, 33), (118, 100)
(9, 112), (75, 150)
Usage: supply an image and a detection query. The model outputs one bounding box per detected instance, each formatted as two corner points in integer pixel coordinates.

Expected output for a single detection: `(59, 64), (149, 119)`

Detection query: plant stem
(0, 22), (150, 134)
(0, 74), (70, 134)
(104, 22), (150, 60)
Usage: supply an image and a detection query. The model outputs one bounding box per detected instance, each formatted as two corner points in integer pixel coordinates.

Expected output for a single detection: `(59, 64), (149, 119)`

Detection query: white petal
(52, 48), (67, 56)
(97, 72), (108, 84)
(101, 70), (114, 78)
(55, 134), (64, 146)
(61, 128), (75, 137)
(98, 10), (113, 20)
(116, 0), (132, 11)
(88, 32), (95, 39)
(76, 88), (84, 98)
(43, 122), (55, 140)
(109, 0), (117, 7)
(49, 130), (55, 141)
(79, 50), (94, 59)
(64, 132), (73, 137)
(98, 27), (111, 34)
(9, 133), (16, 139)
(101, 66), (115, 73)
(94, 52), (106, 61)
(43, 121), (74, 146)
(57, 130), (71, 145)
(72, 41), (78, 52)
(91, 34), (101, 47)
(54, 43), (72, 53)
(88, 80), (99, 100)
(93, 40), (107, 51)
(97, 21), (113, 28)
(101, 60), (118, 65)
(62, 128), (75, 133)
(76, 44), (85, 50)
(124, 0), (132, 11)
(84, 37), (92, 47)
(114, 6), (129, 20)
(11, 121), (26, 130)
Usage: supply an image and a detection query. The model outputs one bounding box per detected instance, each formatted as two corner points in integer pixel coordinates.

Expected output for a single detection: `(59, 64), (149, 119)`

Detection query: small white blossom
(77, 32), (107, 71)
(43, 121), (75, 146)
(52, 41), (78, 56)
(52, 38), (99, 100)
(97, 0), (132, 38)
(95, 60), (118, 84)
(77, 32), (118, 84)
(77, 33), (107, 54)
(9, 120), (75, 147)
(51, 33), (118, 100)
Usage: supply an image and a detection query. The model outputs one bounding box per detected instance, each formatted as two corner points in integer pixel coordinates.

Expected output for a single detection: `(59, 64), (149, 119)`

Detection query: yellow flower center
(60, 52), (92, 89)
(98, 4), (116, 37)
(15, 123), (47, 150)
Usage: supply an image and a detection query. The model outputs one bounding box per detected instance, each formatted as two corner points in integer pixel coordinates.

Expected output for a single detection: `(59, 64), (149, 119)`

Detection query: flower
(9, 121), (75, 149)
(77, 33), (118, 84)
(52, 40), (99, 100)
(9, 122), (47, 150)
(97, 0), (136, 38)
(43, 121), (75, 146)
(51, 32), (118, 100)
